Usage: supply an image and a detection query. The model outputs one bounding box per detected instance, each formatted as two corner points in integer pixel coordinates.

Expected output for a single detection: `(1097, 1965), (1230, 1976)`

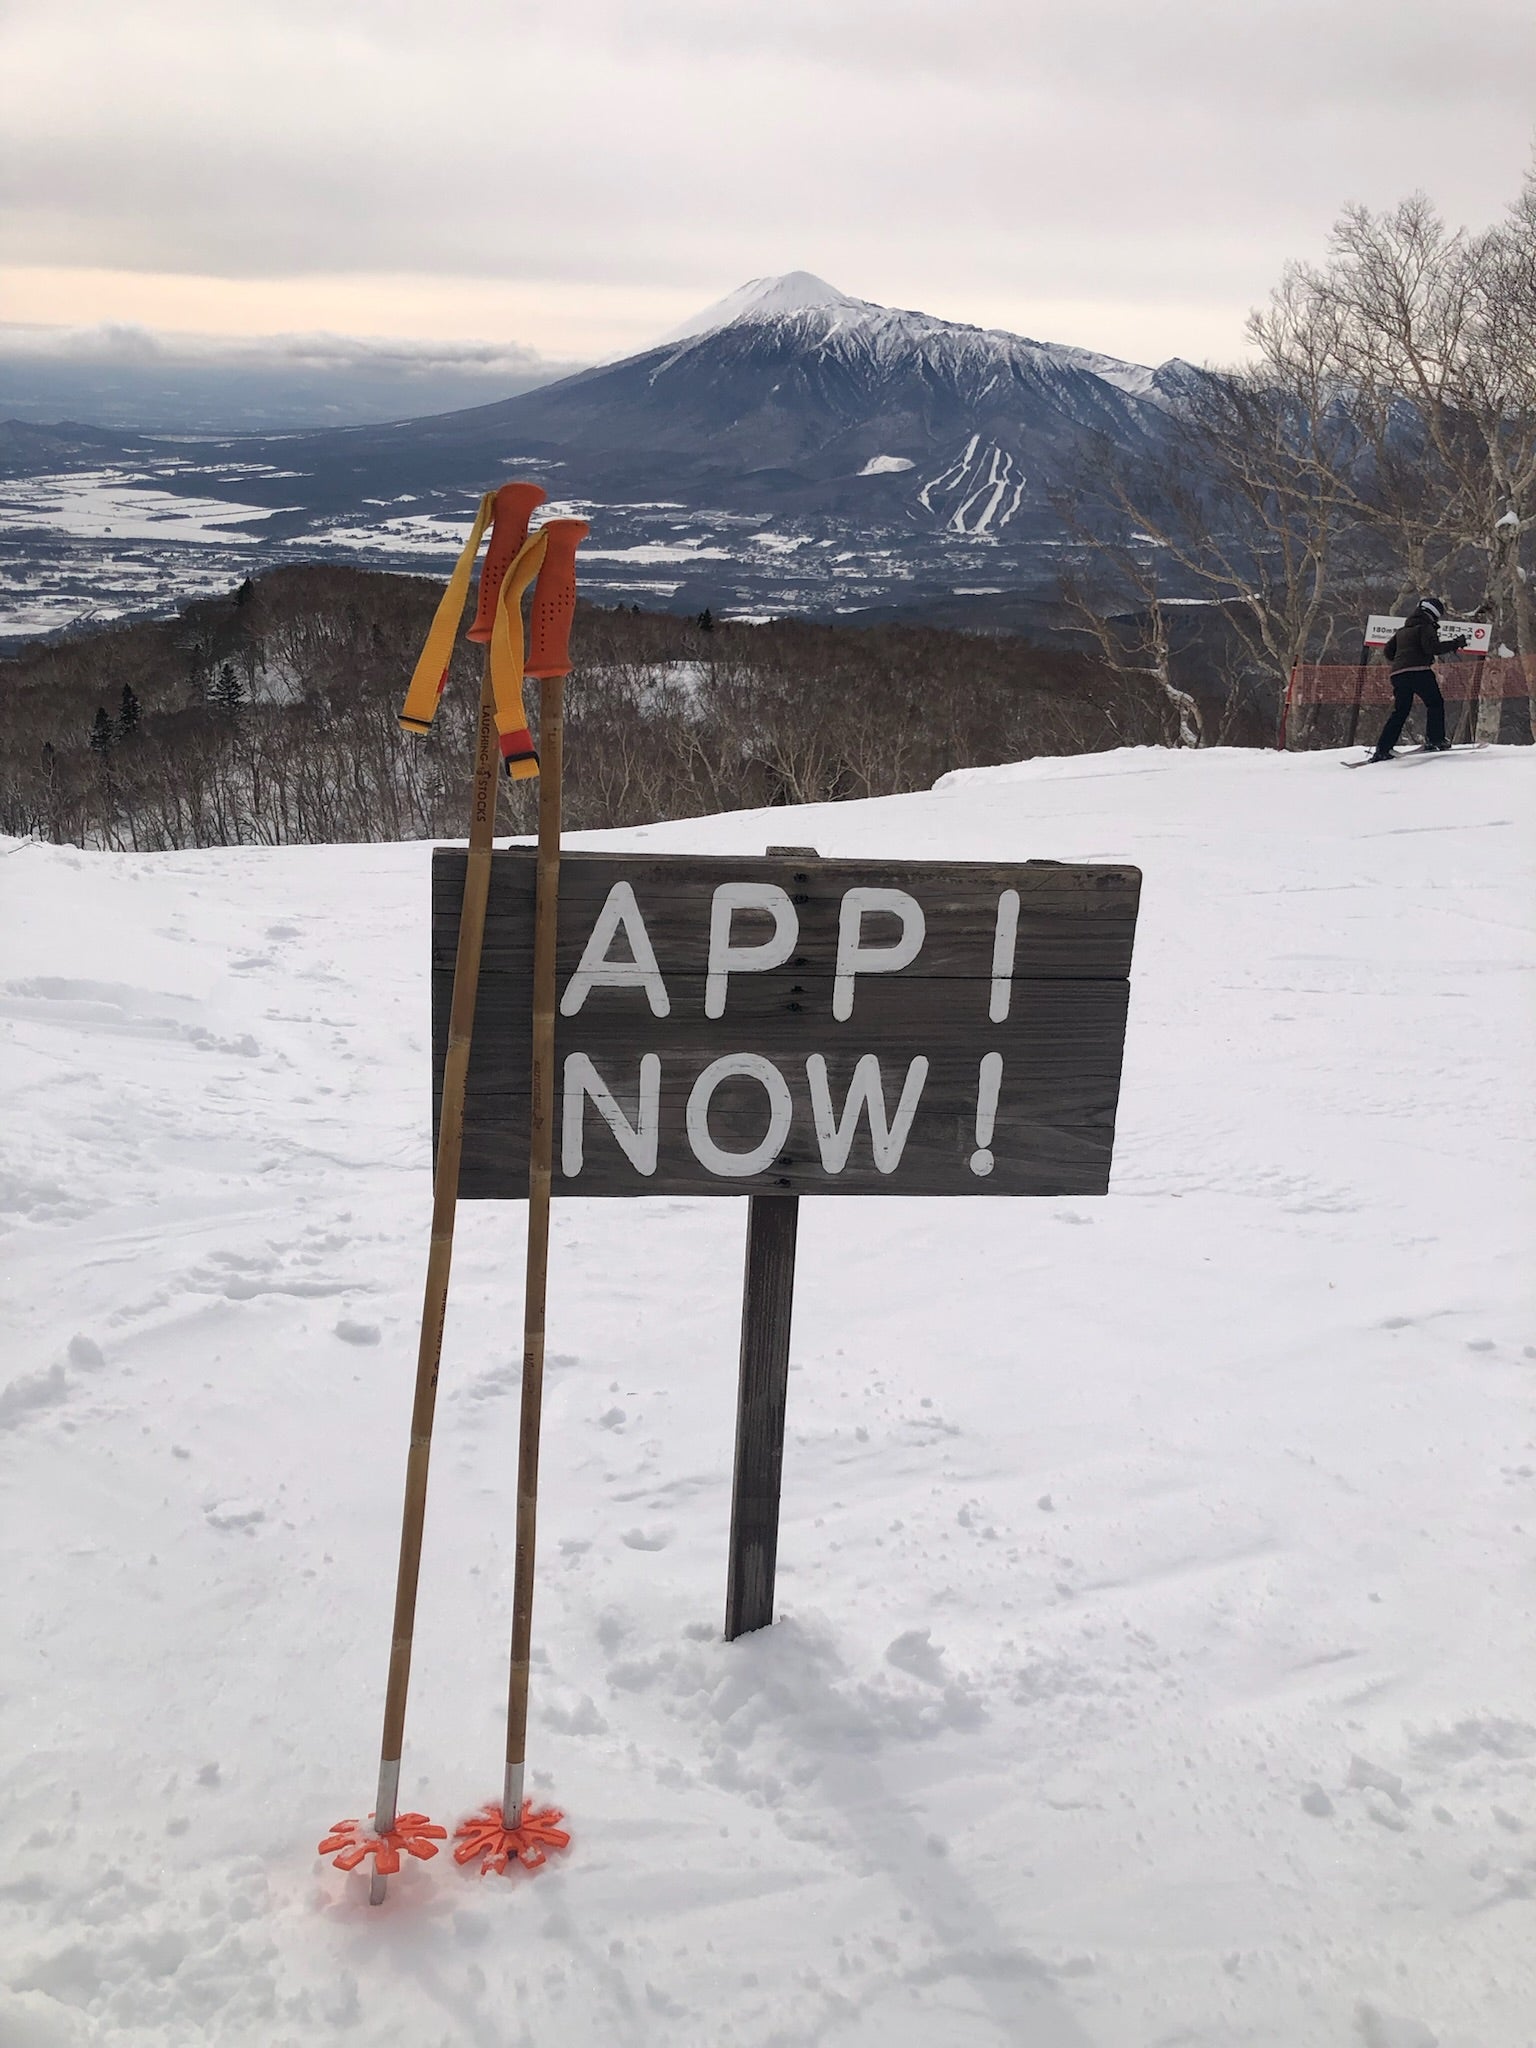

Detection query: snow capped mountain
(1, 273), (1186, 634)
(478, 272), (1173, 542)
(658, 270), (1160, 395)
(644, 271), (1168, 445)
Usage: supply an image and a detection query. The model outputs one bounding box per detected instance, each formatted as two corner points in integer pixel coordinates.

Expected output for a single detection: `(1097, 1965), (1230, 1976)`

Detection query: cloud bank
(0, 322), (580, 431)
(1, 0), (1532, 365)
(0, 320), (573, 379)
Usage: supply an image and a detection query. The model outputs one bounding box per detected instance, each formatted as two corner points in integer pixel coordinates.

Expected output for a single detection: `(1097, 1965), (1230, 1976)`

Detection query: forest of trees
(0, 567), (1227, 852)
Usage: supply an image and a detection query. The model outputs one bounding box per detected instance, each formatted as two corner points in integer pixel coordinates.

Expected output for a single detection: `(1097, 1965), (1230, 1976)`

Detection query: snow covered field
(0, 473), (289, 544)
(2, 745), (1533, 2048)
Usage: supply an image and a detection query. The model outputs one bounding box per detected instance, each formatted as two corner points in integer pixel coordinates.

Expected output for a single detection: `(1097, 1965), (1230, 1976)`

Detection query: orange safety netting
(1286, 658), (1528, 709)
(1280, 658), (1531, 749)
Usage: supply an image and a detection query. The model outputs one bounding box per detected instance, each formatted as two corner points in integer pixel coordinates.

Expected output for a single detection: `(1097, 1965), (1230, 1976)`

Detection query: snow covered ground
(2, 745), (1533, 2048)
(0, 472), (290, 544)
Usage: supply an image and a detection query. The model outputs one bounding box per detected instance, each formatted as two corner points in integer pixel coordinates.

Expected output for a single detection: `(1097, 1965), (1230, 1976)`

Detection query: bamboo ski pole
(504, 518), (589, 1831)
(366, 481), (545, 1905)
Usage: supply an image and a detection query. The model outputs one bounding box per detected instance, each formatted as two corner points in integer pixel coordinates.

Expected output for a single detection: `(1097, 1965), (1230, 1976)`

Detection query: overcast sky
(3, 0), (1533, 371)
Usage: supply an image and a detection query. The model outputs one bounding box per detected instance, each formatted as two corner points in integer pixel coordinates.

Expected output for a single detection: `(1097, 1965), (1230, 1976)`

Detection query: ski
(1342, 743), (1489, 768)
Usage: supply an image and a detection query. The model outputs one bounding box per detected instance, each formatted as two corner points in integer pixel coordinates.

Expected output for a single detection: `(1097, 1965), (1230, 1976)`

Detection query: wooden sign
(433, 850), (1140, 1201)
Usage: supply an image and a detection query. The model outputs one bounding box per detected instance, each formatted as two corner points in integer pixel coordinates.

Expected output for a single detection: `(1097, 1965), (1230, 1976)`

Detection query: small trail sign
(433, 850), (1141, 1201)
(1364, 613), (1490, 652)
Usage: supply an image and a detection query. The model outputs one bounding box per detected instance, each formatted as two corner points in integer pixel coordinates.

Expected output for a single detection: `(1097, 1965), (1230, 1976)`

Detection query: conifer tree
(118, 682), (141, 740)
(88, 707), (114, 753)
(208, 662), (246, 716)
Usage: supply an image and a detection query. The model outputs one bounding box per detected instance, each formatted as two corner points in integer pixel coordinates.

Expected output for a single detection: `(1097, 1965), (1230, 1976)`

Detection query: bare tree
(1058, 334), (1367, 736)
(1256, 170), (1536, 724)
(1056, 562), (1203, 747)
(1064, 164), (1535, 744)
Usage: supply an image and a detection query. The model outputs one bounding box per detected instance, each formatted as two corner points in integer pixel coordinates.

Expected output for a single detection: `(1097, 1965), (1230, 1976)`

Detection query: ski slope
(2, 745), (1533, 2048)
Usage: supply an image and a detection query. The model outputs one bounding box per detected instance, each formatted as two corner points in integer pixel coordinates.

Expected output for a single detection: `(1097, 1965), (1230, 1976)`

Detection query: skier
(1366, 598), (1469, 760)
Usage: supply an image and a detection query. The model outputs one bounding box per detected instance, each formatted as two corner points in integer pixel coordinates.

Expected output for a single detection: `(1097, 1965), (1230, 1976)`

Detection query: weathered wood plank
(434, 850), (1141, 982)
(444, 1019), (1133, 1193)
(454, 1030), (1129, 1134)
(455, 1106), (1123, 1199)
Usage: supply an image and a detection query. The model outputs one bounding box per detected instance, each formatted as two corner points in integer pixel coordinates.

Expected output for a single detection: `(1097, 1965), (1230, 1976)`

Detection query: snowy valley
(0, 276), (1180, 642)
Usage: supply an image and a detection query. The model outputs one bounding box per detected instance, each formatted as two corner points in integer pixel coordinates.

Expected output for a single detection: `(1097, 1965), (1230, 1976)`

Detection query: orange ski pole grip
(525, 518), (590, 679)
(398, 480), (543, 737)
(467, 482), (548, 645)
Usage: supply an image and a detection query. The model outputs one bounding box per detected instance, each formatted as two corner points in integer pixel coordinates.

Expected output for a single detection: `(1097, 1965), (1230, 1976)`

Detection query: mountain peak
(651, 275), (1157, 397)
(658, 272), (865, 344)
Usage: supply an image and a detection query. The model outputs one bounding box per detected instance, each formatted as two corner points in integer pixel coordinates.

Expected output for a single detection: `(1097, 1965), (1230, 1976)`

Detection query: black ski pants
(1376, 667), (1446, 753)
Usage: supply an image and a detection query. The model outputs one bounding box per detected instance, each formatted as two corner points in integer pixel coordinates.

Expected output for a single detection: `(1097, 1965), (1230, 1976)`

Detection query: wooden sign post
(432, 844), (1140, 1636)
(724, 846), (814, 1638)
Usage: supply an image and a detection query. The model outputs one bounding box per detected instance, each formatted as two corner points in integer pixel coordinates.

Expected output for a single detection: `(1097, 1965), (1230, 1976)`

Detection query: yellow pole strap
(397, 493), (495, 736)
(397, 501), (552, 783)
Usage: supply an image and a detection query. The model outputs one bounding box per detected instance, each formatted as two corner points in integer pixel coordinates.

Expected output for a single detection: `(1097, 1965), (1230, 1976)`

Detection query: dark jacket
(1385, 613), (1467, 674)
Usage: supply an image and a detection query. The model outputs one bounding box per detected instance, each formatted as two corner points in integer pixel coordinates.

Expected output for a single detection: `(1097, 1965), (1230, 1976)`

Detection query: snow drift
(1, 745), (1533, 2047)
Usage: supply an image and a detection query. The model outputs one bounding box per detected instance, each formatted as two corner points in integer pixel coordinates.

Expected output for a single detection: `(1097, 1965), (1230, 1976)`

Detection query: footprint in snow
(1355, 2004), (1439, 2048)
(885, 1628), (948, 1684)
(1348, 1754), (1409, 1807)
(0, 1363), (69, 1431)
(204, 1501), (266, 1533)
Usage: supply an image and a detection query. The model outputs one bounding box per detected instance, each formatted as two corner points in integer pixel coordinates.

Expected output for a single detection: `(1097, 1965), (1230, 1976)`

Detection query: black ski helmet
(1417, 596), (1447, 620)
